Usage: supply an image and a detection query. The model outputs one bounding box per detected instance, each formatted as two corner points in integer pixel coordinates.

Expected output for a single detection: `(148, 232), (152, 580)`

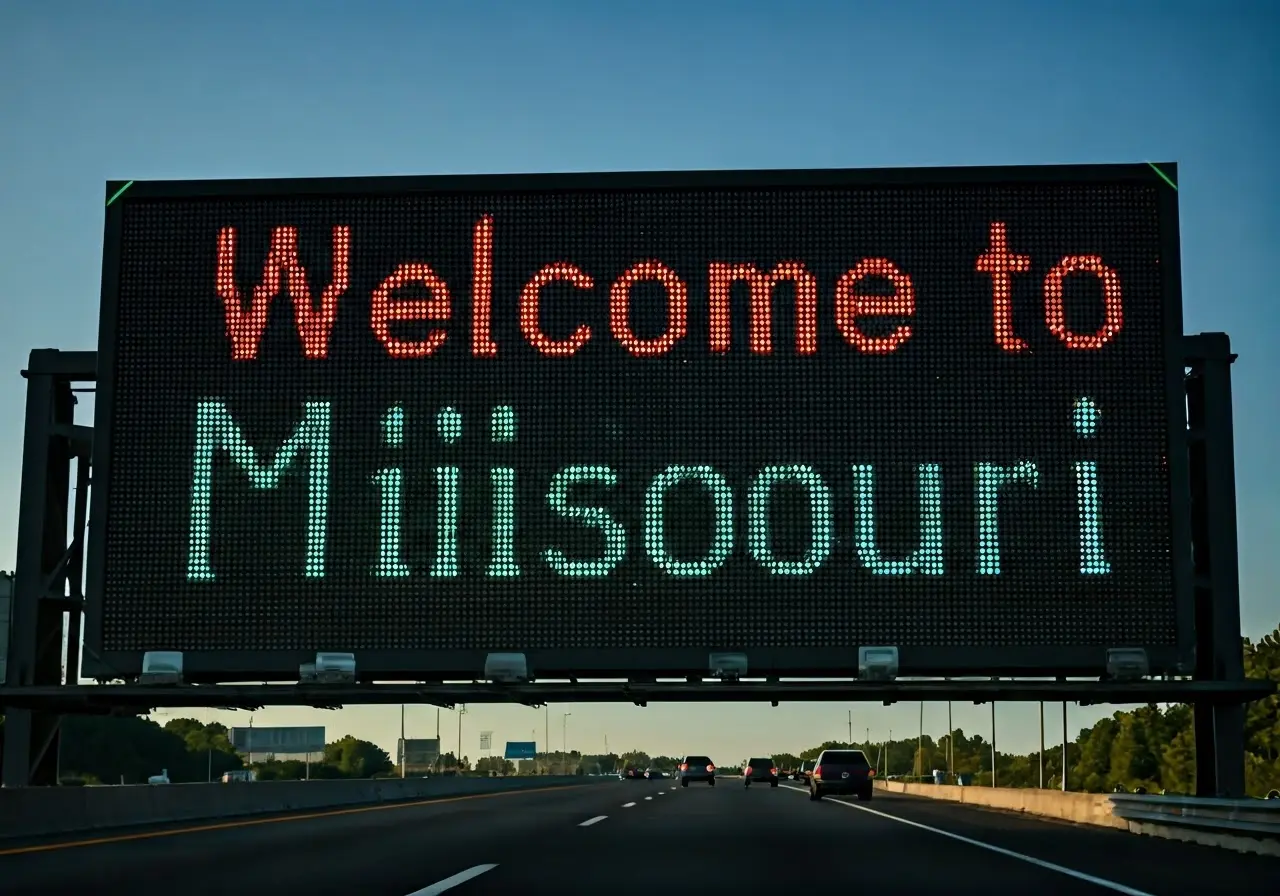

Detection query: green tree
(323, 735), (393, 778)
(1244, 629), (1280, 761)
(619, 750), (651, 770)
(773, 752), (802, 771)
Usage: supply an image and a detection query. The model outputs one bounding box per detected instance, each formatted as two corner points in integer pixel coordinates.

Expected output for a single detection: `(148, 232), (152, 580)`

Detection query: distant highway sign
(230, 725), (325, 755)
(505, 741), (537, 760)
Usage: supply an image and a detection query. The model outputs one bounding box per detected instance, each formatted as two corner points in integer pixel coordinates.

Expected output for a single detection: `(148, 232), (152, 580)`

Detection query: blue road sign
(505, 741), (536, 760)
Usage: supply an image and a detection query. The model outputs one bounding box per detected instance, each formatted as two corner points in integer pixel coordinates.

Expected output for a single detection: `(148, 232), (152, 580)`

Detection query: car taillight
(868, 768), (877, 778)
(679, 763), (688, 771)
(745, 766), (753, 775)
(770, 767), (778, 776)
(706, 764), (715, 773)
(813, 765), (823, 779)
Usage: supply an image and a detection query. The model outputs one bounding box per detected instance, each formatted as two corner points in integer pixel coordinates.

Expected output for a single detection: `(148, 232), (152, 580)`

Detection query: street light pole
(400, 703), (406, 779)
(562, 712), (572, 771)
(457, 704), (467, 769)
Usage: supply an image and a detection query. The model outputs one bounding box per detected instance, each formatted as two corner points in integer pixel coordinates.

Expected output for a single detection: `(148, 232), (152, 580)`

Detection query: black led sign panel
(84, 164), (1191, 681)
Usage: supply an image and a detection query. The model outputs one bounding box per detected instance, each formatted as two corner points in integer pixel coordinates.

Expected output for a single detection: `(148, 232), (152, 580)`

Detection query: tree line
(783, 626), (1280, 798)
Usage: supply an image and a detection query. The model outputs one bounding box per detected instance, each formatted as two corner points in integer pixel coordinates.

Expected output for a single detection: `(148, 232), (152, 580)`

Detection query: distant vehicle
(644, 768), (667, 780)
(794, 761), (815, 784)
(620, 766), (645, 781)
(808, 749), (875, 802)
(220, 769), (257, 783)
(742, 757), (778, 788)
(147, 768), (171, 785)
(678, 755), (716, 787)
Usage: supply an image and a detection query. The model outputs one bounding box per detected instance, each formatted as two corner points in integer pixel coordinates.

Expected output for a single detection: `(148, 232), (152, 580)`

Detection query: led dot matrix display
(87, 165), (1188, 679)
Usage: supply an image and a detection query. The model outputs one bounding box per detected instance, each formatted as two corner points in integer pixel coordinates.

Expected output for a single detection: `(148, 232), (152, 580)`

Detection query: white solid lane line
(781, 787), (1154, 896)
(622, 801), (637, 808)
(579, 816), (608, 827)
(405, 863), (498, 896)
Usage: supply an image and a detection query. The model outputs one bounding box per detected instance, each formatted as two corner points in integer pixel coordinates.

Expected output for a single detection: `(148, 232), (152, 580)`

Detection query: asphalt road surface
(1, 780), (1274, 894)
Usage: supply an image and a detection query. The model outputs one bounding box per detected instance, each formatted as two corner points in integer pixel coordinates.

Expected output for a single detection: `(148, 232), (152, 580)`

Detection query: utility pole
(1038, 702), (1045, 789)
(917, 702), (924, 780)
(1061, 701), (1069, 791)
(947, 702), (953, 781)
(990, 702), (997, 788)
(847, 710), (852, 743)
(545, 705), (550, 772)
(887, 729), (892, 778)
(435, 706), (441, 773)
(400, 703), (406, 778)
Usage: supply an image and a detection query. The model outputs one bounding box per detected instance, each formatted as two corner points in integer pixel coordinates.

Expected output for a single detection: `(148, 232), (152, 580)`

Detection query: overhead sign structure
(83, 163), (1191, 681)
(505, 741), (537, 760)
(230, 725), (326, 755)
(398, 738), (440, 766)
(479, 731), (493, 751)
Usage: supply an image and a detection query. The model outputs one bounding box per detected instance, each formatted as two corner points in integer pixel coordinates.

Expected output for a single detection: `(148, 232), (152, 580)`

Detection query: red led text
(977, 222), (1125, 353)
(215, 218), (1126, 360)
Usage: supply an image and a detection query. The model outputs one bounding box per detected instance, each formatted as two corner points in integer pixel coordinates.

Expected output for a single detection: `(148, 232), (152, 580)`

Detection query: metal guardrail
(1109, 793), (1280, 838)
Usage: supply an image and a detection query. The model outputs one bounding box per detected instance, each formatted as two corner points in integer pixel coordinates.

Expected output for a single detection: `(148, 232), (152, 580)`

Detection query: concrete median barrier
(874, 779), (1280, 856)
(874, 779), (1128, 829)
(0, 775), (603, 841)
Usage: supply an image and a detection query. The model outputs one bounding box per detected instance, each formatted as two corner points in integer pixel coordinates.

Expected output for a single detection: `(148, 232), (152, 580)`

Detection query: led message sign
(84, 165), (1189, 680)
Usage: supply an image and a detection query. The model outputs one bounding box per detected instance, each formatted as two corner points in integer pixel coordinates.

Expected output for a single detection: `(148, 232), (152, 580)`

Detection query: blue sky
(1, 0), (1276, 762)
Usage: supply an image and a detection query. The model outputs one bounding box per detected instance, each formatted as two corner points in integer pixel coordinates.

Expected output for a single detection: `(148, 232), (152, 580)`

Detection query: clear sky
(1, 0), (1276, 764)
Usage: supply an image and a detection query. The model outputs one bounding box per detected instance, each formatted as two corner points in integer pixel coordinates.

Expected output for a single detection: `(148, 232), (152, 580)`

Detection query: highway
(0, 780), (1274, 894)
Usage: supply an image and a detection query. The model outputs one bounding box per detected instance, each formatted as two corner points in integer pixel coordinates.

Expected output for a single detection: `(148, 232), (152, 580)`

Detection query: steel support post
(1184, 333), (1246, 798)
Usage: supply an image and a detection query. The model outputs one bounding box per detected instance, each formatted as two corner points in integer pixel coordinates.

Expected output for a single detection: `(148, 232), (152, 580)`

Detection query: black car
(644, 768), (668, 780)
(742, 757), (778, 788)
(808, 749), (875, 801)
(678, 755), (717, 787)
(621, 766), (645, 781)
(794, 760), (815, 784)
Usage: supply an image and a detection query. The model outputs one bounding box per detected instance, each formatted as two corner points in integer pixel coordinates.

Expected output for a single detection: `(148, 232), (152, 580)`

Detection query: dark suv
(743, 757), (778, 788)
(808, 749), (875, 801)
(678, 755), (717, 787)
